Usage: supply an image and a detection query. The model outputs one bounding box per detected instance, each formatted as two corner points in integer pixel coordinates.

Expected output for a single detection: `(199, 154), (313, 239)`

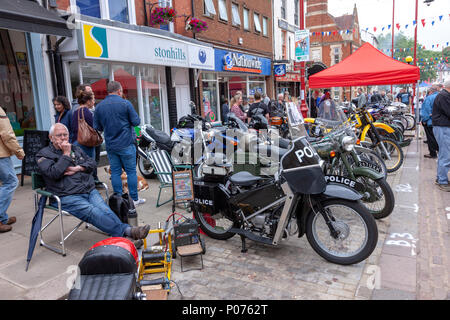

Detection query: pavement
(0, 131), (449, 300)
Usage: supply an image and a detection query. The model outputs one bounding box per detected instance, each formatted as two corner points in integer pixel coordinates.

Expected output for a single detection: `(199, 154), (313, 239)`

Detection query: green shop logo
(154, 47), (186, 60)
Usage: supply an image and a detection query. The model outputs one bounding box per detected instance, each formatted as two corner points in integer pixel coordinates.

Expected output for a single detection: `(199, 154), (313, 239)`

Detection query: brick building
(179, 0), (274, 121)
(306, 0), (364, 100)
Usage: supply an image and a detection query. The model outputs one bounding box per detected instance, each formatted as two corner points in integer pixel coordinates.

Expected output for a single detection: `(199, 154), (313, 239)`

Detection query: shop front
(61, 17), (214, 133)
(200, 49), (272, 122)
(275, 72), (302, 98)
(0, 1), (72, 172)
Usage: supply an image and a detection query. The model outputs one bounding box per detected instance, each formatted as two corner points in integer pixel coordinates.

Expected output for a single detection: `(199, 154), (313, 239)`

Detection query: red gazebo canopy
(308, 43), (420, 88)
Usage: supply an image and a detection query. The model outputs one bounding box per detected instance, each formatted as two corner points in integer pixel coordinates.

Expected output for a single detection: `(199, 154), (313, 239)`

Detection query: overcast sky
(327, 0), (450, 51)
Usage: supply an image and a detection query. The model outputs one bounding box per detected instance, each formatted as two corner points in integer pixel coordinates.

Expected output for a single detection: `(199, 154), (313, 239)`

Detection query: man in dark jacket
(94, 81), (145, 206)
(432, 79), (450, 192)
(247, 92), (270, 121)
(36, 123), (150, 239)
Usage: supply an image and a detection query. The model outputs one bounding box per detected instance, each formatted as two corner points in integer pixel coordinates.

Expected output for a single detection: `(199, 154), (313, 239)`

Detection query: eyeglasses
(54, 133), (69, 138)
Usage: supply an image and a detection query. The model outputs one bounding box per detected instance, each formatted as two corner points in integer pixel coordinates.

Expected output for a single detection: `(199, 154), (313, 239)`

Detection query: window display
(141, 66), (163, 130)
(0, 29), (35, 136)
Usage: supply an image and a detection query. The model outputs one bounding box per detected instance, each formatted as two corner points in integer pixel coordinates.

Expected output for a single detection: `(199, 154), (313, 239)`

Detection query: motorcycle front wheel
(306, 199), (378, 265)
(355, 176), (395, 219)
(373, 138), (404, 173)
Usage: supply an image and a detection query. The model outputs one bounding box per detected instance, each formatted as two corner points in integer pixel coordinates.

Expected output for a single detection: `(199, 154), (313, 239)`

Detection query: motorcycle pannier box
(193, 179), (225, 214)
(202, 165), (228, 176)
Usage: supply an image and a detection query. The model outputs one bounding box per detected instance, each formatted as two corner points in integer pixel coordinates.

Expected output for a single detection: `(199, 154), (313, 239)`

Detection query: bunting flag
(421, 19), (426, 27)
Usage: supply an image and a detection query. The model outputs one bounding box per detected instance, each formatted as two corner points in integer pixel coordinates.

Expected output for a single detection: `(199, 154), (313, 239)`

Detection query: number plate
(359, 160), (382, 173)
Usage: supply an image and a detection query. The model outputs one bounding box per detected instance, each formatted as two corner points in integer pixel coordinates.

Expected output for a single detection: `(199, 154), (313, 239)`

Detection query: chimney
(307, 0), (328, 15)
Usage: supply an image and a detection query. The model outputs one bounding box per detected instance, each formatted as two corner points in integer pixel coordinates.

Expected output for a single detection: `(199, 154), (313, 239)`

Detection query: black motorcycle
(192, 135), (378, 265)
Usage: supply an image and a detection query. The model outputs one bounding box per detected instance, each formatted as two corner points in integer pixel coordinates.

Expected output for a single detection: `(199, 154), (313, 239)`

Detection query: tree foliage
(375, 32), (449, 82)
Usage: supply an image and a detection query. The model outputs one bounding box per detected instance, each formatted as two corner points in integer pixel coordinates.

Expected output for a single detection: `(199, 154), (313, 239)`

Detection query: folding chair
(173, 218), (205, 272)
(32, 172), (109, 257)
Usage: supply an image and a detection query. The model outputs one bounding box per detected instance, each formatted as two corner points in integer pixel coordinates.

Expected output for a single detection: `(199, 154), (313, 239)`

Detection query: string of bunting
(310, 13), (449, 39)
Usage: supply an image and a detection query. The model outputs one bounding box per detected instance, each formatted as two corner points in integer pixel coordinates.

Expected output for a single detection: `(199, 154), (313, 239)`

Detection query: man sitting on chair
(36, 123), (150, 240)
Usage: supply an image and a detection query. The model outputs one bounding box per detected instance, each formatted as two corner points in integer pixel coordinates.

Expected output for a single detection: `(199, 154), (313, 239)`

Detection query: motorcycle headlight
(341, 136), (355, 151)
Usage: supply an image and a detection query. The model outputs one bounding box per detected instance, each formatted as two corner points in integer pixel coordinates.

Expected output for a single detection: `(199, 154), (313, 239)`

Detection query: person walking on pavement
(356, 88), (367, 108)
(0, 106), (25, 233)
(53, 96), (74, 142)
(94, 81), (146, 206)
(420, 85), (439, 158)
(432, 79), (450, 192)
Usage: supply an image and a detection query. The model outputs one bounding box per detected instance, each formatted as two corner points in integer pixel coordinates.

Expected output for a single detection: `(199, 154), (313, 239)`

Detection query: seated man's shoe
(130, 224), (150, 240)
(0, 223), (12, 233)
(424, 154), (437, 159)
(133, 239), (144, 249)
(437, 184), (450, 192)
(6, 217), (16, 225)
(133, 198), (146, 206)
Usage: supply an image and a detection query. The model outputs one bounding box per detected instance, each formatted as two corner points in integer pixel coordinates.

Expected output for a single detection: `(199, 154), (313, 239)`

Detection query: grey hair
(107, 81), (122, 93)
(444, 79), (450, 89)
(49, 123), (69, 136)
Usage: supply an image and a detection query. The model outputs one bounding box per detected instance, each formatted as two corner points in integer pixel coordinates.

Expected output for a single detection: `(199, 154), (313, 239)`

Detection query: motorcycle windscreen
(280, 136), (326, 194)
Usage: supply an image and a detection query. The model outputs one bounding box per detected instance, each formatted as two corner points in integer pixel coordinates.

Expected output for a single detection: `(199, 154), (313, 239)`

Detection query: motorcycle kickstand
(240, 235), (248, 253)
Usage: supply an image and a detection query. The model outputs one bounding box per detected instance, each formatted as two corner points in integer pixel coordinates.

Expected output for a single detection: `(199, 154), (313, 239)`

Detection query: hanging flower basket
(185, 18), (208, 33)
(150, 7), (176, 25)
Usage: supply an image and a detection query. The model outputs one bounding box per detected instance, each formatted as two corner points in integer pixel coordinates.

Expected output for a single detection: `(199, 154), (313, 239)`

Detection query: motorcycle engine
(249, 212), (279, 237)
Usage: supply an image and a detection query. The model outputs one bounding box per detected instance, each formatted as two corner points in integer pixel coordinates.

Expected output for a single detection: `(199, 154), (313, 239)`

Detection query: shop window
(243, 8), (249, 30)
(204, 0), (216, 17)
(218, 0), (228, 22)
(80, 61), (110, 105)
(229, 76), (246, 98)
(76, 0), (101, 18)
(112, 64), (139, 114)
(202, 80), (218, 121)
(294, 0), (299, 26)
(262, 17), (268, 36)
(141, 66), (162, 130)
(282, 30), (287, 60)
(231, 3), (240, 26)
(253, 13), (261, 33)
(0, 30), (36, 136)
(68, 61), (80, 103)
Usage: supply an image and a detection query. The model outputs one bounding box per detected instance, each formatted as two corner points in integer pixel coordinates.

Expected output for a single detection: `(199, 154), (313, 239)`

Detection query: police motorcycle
(191, 115), (378, 265)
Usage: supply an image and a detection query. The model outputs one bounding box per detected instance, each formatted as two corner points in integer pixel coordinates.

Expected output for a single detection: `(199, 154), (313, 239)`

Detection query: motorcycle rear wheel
(306, 199), (378, 265)
(137, 154), (155, 179)
(193, 208), (238, 240)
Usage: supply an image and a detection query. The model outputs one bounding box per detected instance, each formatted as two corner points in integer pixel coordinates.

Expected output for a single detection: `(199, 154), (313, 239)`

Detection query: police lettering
(194, 198), (214, 206)
(324, 175), (356, 188)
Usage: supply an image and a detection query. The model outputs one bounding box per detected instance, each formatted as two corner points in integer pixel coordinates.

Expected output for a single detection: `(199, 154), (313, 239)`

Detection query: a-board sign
(21, 130), (50, 186)
(172, 170), (194, 202)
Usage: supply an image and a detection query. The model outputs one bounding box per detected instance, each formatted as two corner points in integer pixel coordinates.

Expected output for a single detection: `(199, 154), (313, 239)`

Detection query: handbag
(77, 107), (103, 147)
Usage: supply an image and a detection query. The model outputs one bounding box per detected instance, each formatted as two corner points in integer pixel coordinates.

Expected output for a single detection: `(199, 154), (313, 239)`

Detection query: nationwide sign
(214, 49), (272, 75)
(273, 64), (287, 77)
(80, 23), (214, 70)
(223, 52), (262, 73)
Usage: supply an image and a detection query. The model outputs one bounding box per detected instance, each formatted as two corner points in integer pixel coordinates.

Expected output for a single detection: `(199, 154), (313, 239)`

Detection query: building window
(75, 0), (134, 23)
(243, 8), (249, 30)
(202, 73), (219, 121)
(218, 0), (228, 22)
(253, 13), (261, 33)
(231, 3), (240, 26)
(282, 30), (287, 59)
(294, 0), (299, 26)
(281, 0), (286, 20)
(262, 17), (268, 36)
(80, 61), (110, 105)
(0, 30), (36, 136)
(109, 0), (129, 23)
(334, 47), (340, 64)
(204, 0), (216, 17)
(141, 66), (163, 130)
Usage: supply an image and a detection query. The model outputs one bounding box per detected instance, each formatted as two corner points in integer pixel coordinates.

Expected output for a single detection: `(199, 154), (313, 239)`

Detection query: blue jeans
(107, 144), (138, 201)
(0, 157), (18, 224)
(58, 189), (129, 237)
(433, 126), (450, 185)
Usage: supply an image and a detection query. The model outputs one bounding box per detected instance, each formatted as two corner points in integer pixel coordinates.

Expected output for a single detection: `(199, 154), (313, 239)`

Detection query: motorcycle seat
(229, 171), (262, 187)
(68, 273), (136, 300)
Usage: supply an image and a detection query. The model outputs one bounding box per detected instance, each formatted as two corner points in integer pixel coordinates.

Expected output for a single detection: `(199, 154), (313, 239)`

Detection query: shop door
(218, 80), (229, 121)
(175, 85), (191, 120)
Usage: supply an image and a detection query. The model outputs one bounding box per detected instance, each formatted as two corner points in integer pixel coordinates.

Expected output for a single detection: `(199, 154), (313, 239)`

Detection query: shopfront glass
(112, 64), (139, 113)
(0, 29), (36, 136)
(228, 76), (246, 98)
(248, 76), (265, 97)
(201, 75), (218, 121)
(81, 61), (109, 105)
(141, 66), (162, 130)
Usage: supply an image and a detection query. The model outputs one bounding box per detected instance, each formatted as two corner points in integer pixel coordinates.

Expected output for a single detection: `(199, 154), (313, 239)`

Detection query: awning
(0, 0), (72, 37)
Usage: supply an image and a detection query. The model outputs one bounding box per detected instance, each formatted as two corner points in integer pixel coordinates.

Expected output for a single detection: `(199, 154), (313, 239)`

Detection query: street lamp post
(299, 0), (308, 117)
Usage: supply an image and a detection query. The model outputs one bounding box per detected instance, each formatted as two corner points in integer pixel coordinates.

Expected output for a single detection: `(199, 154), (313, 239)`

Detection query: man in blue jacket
(420, 85), (439, 158)
(94, 81), (146, 206)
